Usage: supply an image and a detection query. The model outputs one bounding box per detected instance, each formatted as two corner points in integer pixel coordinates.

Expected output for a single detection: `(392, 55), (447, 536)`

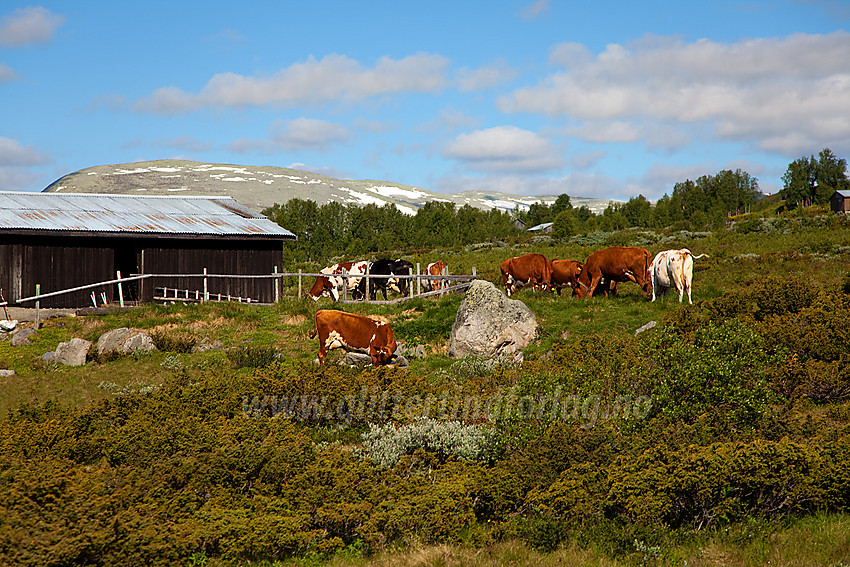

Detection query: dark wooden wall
(0, 233), (284, 308)
(140, 239), (283, 303)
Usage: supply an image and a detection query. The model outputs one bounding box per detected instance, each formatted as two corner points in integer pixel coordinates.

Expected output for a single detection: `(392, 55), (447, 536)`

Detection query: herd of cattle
(309, 246), (708, 366)
(500, 246), (708, 303)
(307, 259), (448, 302)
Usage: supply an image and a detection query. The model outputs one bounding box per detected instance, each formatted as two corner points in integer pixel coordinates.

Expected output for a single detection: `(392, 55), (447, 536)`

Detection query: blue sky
(1, 1), (849, 201)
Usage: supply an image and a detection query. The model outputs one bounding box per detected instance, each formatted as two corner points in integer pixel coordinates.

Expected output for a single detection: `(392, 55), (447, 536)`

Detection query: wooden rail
(12, 263), (480, 314)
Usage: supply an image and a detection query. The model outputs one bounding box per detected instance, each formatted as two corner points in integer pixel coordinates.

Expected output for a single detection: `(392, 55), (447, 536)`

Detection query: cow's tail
(690, 253), (709, 260)
(309, 312), (318, 339)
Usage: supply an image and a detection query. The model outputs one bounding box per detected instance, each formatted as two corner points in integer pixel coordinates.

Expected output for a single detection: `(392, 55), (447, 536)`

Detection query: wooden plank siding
(0, 234), (284, 308)
(140, 240), (282, 303)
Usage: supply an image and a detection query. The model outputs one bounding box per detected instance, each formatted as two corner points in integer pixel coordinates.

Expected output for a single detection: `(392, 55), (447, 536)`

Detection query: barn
(830, 190), (850, 213)
(0, 192), (295, 308)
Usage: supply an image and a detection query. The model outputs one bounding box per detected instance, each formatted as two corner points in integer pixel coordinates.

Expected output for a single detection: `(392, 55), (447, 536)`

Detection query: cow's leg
(586, 274), (601, 298)
(317, 340), (328, 365)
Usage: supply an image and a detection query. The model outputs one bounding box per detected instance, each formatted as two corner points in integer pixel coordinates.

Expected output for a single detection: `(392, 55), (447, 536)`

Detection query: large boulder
(55, 338), (92, 366)
(96, 328), (156, 357)
(448, 280), (537, 359)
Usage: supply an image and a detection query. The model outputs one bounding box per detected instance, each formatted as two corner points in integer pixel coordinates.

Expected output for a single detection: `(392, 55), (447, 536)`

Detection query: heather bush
(359, 418), (493, 468)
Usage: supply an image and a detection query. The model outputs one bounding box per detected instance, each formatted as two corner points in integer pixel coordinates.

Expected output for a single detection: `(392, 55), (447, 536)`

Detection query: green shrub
(648, 321), (779, 427)
(226, 345), (279, 368)
(150, 328), (198, 353)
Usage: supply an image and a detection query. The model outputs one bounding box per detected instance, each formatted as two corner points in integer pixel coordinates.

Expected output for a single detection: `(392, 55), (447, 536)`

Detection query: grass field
(1, 208), (850, 566)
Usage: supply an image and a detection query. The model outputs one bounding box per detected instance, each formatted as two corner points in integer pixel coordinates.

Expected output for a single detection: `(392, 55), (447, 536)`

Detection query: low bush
(359, 418), (493, 468)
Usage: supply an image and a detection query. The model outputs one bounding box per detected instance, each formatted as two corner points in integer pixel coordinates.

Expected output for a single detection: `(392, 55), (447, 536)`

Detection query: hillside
(43, 159), (615, 215)
(1, 210), (850, 565)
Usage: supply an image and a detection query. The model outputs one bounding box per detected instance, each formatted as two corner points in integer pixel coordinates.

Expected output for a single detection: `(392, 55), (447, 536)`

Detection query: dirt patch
(367, 314), (391, 324)
(283, 314), (307, 325)
(188, 316), (229, 331)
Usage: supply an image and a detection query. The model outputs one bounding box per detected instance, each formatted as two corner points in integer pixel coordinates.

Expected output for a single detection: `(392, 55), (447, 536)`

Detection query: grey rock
(395, 341), (426, 359)
(192, 337), (223, 353)
(42, 351), (56, 364)
(55, 338), (92, 366)
(341, 352), (373, 366)
(10, 328), (36, 347)
(0, 369), (15, 377)
(0, 319), (18, 332)
(448, 280), (537, 359)
(96, 328), (156, 356)
(634, 320), (657, 337)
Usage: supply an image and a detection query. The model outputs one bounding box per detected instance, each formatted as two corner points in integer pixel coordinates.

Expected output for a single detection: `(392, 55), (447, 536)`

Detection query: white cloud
(136, 53), (450, 114)
(0, 137), (50, 166)
(442, 126), (564, 173)
(230, 118), (350, 154)
(0, 6), (64, 47)
(519, 0), (551, 20)
(499, 32), (850, 158)
(570, 150), (606, 170)
(455, 60), (518, 91)
(0, 137), (51, 191)
(0, 63), (16, 83)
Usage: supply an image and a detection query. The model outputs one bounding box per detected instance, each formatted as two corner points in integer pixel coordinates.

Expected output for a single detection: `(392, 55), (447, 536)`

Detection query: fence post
(116, 271), (124, 308)
(274, 266), (279, 303)
(35, 284), (40, 329)
(416, 263), (421, 296)
(443, 265), (449, 296)
(365, 264), (370, 301)
(342, 269), (348, 301)
(203, 268), (208, 302)
(298, 269), (302, 300)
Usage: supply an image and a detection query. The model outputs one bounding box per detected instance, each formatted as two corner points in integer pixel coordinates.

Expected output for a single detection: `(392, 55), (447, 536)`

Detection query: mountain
(43, 159), (616, 215)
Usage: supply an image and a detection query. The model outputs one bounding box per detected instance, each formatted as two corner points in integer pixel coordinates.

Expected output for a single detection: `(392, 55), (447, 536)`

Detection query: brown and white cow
(550, 259), (584, 296)
(423, 261), (448, 293)
(310, 309), (398, 366)
(650, 248), (709, 304)
(575, 246), (652, 299)
(307, 261), (368, 301)
(500, 253), (553, 297)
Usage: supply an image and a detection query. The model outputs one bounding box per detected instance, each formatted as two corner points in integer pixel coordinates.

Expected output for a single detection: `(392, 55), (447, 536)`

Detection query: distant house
(527, 222), (554, 234)
(830, 190), (850, 213)
(512, 217), (527, 230)
(0, 192), (295, 308)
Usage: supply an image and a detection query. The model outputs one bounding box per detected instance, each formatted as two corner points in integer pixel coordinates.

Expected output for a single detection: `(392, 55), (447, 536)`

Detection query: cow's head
(307, 276), (332, 301)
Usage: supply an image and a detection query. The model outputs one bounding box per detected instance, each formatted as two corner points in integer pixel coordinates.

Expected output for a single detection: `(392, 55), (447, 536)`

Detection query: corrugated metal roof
(0, 192), (295, 239)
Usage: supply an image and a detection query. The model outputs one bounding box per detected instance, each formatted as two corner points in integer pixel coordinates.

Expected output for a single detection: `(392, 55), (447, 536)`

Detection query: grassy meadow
(1, 206), (850, 566)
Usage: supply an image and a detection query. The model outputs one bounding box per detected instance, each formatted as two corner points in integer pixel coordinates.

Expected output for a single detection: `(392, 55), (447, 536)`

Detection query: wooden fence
(2, 264), (480, 326)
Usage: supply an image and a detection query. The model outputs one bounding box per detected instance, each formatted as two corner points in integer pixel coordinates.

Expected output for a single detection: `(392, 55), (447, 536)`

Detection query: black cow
(358, 259), (414, 300)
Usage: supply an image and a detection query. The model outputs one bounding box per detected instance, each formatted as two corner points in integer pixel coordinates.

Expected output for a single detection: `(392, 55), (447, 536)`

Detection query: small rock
(42, 351), (56, 364)
(0, 369), (15, 377)
(192, 337), (223, 353)
(55, 338), (92, 367)
(340, 352), (373, 366)
(10, 328), (36, 347)
(96, 328), (156, 357)
(0, 320), (18, 332)
(634, 320), (657, 337)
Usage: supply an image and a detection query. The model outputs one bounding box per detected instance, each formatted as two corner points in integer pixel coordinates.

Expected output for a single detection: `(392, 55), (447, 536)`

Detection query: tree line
(264, 149), (848, 263)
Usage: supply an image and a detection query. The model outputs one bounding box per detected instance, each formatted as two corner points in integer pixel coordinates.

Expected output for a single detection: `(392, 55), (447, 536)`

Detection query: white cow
(650, 249), (709, 304)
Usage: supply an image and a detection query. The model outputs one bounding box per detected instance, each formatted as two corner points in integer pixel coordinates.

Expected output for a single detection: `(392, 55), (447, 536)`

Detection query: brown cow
(550, 259), (584, 296)
(310, 309), (398, 366)
(575, 246), (652, 299)
(423, 261), (448, 292)
(307, 261), (368, 301)
(500, 253), (553, 297)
